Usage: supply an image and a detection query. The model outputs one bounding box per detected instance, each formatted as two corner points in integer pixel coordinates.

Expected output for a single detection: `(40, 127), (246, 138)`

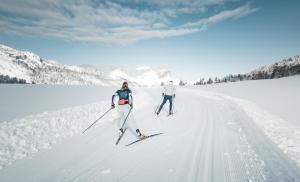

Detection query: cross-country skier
(111, 82), (145, 138)
(156, 80), (176, 115)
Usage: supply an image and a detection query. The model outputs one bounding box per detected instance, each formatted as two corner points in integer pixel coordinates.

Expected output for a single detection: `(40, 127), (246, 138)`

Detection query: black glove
(173, 94), (175, 98)
(111, 104), (115, 109)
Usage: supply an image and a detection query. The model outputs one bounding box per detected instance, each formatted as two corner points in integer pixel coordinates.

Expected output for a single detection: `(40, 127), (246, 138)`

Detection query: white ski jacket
(163, 83), (176, 96)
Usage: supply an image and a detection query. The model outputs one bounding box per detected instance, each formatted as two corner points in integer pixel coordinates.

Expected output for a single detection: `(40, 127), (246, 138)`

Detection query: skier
(111, 82), (145, 139)
(156, 80), (176, 115)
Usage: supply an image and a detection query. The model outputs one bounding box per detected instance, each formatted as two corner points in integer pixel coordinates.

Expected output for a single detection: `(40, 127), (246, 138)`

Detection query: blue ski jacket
(112, 88), (133, 105)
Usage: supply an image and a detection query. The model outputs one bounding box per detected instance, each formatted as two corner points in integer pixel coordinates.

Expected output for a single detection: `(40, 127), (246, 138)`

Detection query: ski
(167, 111), (177, 117)
(125, 133), (164, 146)
(115, 128), (127, 145)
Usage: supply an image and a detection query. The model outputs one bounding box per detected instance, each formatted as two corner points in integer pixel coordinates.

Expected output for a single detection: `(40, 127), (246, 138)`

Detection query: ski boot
(155, 111), (160, 116)
(136, 129), (147, 139)
(119, 128), (125, 136)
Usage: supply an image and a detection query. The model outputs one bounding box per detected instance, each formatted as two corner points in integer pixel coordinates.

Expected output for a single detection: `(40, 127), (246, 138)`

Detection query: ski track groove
(232, 102), (300, 182)
(222, 101), (265, 182)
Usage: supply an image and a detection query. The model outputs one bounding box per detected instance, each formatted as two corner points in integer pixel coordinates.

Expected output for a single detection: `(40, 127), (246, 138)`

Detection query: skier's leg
(169, 96), (173, 114)
(157, 96), (167, 114)
(117, 105), (126, 131)
(123, 105), (142, 138)
(127, 113), (142, 138)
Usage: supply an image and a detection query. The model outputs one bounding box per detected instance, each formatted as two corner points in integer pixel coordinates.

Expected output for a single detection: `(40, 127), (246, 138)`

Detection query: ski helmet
(122, 82), (128, 88)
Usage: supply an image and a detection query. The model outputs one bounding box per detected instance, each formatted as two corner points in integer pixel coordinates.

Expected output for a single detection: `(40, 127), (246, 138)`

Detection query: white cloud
(0, 0), (258, 45)
(181, 3), (259, 28)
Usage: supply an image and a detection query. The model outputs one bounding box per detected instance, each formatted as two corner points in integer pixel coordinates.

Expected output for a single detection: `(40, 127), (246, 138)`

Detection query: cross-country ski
(125, 133), (164, 147)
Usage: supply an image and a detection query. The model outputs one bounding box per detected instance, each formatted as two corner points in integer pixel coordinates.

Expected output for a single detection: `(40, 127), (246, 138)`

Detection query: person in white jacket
(156, 80), (176, 115)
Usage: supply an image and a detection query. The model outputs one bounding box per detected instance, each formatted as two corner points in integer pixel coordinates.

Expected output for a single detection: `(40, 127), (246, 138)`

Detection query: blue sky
(0, 0), (300, 80)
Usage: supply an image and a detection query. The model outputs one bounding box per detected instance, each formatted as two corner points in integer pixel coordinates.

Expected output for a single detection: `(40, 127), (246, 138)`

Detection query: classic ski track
(230, 103), (300, 181)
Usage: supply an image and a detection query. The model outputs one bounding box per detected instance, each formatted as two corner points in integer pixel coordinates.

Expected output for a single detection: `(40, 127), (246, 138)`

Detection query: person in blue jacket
(111, 82), (144, 138)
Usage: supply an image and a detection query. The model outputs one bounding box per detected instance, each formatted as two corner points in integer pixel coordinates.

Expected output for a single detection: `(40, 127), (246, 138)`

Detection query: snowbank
(224, 95), (300, 168)
(0, 86), (150, 170)
(0, 101), (113, 169)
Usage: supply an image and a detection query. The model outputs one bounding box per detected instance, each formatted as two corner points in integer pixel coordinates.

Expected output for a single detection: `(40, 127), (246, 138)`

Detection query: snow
(0, 77), (300, 181)
(0, 54), (32, 81)
(136, 65), (150, 71)
(184, 86), (300, 168)
(0, 84), (116, 122)
(0, 102), (111, 169)
(108, 67), (179, 86)
(189, 75), (300, 126)
(109, 69), (129, 80)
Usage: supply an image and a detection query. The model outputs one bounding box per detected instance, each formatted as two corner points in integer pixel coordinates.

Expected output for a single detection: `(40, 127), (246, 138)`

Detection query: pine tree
(207, 78), (213, 84)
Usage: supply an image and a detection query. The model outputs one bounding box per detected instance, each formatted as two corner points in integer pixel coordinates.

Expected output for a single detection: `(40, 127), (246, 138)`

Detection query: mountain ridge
(194, 54), (300, 85)
(0, 44), (178, 86)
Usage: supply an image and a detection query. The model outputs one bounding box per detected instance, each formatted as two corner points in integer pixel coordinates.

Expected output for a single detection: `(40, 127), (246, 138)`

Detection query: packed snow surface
(190, 75), (300, 126)
(0, 76), (300, 182)
(0, 84), (116, 122)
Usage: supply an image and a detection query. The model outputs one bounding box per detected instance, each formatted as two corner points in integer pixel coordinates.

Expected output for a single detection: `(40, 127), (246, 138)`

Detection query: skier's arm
(173, 85), (176, 98)
(162, 85), (166, 97)
(128, 92), (132, 105)
(111, 92), (118, 107)
(129, 92), (133, 108)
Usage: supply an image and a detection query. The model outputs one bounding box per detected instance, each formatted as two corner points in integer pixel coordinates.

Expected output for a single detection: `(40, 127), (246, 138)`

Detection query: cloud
(0, 0), (258, 45)
(181, 3), (259, 28)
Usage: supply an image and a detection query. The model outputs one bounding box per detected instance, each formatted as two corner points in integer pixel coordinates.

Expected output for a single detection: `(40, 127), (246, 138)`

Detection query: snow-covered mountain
(246, 54), (300, 79)
(194, 54), (300, 85)
(109, 66), (179, 86)
(0, 44), (178, 86)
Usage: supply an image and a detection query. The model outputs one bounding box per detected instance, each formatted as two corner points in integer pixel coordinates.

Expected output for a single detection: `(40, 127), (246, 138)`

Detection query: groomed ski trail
(0, 87), (300, 182)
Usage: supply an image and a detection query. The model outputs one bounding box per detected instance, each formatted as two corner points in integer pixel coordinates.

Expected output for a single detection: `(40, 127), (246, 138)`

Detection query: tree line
(194, 57), (300, 85)
(0, 75), (27, 84)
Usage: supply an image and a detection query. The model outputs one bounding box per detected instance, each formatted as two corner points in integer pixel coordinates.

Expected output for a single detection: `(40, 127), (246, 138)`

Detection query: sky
(0, 0), (300, 80)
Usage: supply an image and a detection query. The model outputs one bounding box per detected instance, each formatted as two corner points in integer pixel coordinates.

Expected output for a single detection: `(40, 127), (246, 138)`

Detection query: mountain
(246, 55), (300, 79)
(0, 44), (178, 86)
(194, 54), (300, 85)
(108, 66), (178, 86)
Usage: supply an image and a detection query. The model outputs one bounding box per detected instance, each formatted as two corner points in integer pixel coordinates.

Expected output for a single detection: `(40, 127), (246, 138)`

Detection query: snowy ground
(0, 84), (115, 122)
(0, 77), (300, 182)
(190, 75), (300, 127)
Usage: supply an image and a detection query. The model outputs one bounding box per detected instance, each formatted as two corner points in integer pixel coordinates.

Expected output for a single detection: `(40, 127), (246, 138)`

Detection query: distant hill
(246, 55), (300, 79)
(0, 44), (178, 86)
(195, 54), (300, 85)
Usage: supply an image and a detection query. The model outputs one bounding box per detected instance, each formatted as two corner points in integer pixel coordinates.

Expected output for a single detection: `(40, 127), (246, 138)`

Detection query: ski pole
(82, 108), (112, 134)
(154, 95), (164, 114)
(120, 108), (132, 130)
(171, 96), (175, 114)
